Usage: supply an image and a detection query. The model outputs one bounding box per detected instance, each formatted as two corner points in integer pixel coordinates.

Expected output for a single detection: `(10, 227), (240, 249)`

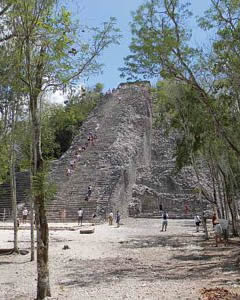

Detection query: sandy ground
(0, 218), (240, 300)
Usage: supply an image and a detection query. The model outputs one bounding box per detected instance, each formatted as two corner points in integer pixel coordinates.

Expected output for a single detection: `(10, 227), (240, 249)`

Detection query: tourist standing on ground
(108, 211), (113, 225)
(214, 221), (222, 247)
(212, 212), (217, 229)
(161, 211), (168, 232)
(78, 208), (83, 226)
(194, 214), (201, 232)
(220, 219), (229, 246)
(116, 211), (120, 227)
(212, 212), (222, 247)
(22, 207), (28, 224)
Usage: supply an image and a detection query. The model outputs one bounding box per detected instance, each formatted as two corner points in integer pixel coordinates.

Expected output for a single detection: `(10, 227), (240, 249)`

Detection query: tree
(0, 85), (28, 250)
(120, 0), (240, 158)
(0, 85), (102, 174)
(9, 94), (20, 252)
(2, 0), (120, 298)
(40, 85), (102, 160)
(121, 0), (240, 235)
(94, 82), (104, 93)
(154, 79), (240, 235)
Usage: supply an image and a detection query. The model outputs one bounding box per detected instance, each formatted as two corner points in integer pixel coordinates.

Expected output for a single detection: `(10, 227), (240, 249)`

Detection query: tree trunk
(30, 92), (51, 299)
(227, 184), (238, 236)
(29, 112), (35, 261)
(10, 141), (18, 252)
(36, 196), (50, 299)
(190, 156), (209, 239)
(228, 199), (238, 236)
(216, 172), (225, 219)
(218, 167), (230, 220)
(10, 103), (18, 253)
(225, 179), (238, 237)
(30, 168), (35, 261)
(199, 190), (209, 240)
(233, 201), (239, 235)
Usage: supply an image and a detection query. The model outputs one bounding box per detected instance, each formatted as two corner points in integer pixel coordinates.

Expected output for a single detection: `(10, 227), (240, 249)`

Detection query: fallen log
(0, 249), (29, 255)
(0, 248), (15, 255)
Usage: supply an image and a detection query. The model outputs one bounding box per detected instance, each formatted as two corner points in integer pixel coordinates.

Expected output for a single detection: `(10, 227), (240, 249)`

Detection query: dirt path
(0, 219), (240, 300)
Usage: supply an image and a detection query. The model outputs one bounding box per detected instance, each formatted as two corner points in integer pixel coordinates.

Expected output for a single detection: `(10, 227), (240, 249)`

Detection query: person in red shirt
(212, 212), (217, 228)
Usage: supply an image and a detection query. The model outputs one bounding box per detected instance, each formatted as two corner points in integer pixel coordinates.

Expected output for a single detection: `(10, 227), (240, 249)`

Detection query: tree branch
(0, 3), (11, 16)
(0, 33), (14, 43)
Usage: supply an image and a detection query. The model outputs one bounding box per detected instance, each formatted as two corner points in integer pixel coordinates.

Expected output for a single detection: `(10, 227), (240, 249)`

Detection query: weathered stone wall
(106, 83), (152, 216)
(132, 128), (209, 218)
(0, 172), (30, 219)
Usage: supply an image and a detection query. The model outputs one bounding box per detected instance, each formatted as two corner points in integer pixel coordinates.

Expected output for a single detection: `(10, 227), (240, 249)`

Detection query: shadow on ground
(120, 235), (189, 249)
(0, 261), (12, 265)
(60, 255), (220, 289)
(59, 232), (240, 290)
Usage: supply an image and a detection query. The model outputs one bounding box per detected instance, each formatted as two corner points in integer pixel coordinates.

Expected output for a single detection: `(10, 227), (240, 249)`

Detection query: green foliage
(120, 0), (197, 81)
(0, 1), (121, 296)
(0, 0), (120, 165)
(94, 83), (104, 93)
(41, 87), (101, 159)
(124, 0), (240, 166)
(0, 136), (10, 183)
(13, 120), (31, 170)
(32, 164), (56, 203)
(154, 81), (211, 169)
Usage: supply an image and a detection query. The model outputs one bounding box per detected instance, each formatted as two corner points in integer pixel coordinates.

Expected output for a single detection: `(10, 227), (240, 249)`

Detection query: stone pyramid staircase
(47, 82), (152, 221)
(0, 172), (30, 220)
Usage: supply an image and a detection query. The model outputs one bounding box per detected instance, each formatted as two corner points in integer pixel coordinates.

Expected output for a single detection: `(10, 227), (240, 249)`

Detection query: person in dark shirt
(87, 185), (92, 197)
(116, 211), (121, 227)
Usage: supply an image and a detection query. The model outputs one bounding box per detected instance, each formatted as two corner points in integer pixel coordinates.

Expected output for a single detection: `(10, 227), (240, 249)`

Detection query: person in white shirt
(66, 168), (72, 176)
(22, 208), (28, 224)
(108, 211), (113, 225)
(194, 215), (201, 232)
(161, 211), (169, 232)
(78, 208), (83, 226)
(214, 222), (223, 247)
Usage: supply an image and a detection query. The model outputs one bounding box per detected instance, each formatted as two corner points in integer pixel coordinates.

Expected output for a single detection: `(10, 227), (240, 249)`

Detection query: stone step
(46, 86), (151, 222)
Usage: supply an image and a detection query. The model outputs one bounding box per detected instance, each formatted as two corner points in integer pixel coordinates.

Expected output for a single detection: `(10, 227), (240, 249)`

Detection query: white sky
(48, 90), (68, 104)
(46, 83), (84, 104)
